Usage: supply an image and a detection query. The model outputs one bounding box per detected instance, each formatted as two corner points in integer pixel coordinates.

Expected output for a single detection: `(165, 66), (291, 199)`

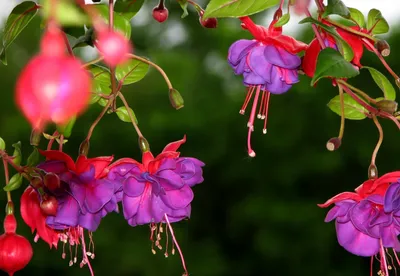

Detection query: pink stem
(305, 9), (325, 48)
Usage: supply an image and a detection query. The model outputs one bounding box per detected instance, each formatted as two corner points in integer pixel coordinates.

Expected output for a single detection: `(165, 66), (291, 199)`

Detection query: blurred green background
(1, 1), (400, 276)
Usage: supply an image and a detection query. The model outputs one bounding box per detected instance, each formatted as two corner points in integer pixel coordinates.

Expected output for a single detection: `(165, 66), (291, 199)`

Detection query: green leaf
(203, 0), (280, 19)
(0, 1), (39, 65)
(41, 0), (88, 26)
(12, 142), (22, 166)
(88, 65), (112, 104)
(363, 66), (396, 101)
(311, 48), (359, 85)
(114, 0), (145, 20)
(328, 94), (367, 120)
(116, 107), (138, 124)
(299, 17), (354, 61)
(323, 0), (350, 18)
(367, 9), (389, 34)
(26, 147), (40, 167)
(95, 5), (132, 39)
(72, 28), (94, 49)
(4, 173), (23, 192)
(347, 8), (365, 28)
(115, 59), (149, 85)
(178, 0), (189, 18)
(274, 14), (290, 27)
(0, 138), (5, 151)
(56, 116), (76, 138)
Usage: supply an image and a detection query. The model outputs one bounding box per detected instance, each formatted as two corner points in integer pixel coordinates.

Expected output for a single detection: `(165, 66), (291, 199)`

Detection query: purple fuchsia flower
(319, 172), (400, 276)
(106, 136), (204, 275)
(228, 16), (308, 157)
(29, 150), (121, 272)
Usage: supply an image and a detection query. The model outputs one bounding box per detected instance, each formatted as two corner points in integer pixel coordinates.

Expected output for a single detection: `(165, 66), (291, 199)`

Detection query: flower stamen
(240, 86), (255, 115)
(262, 91), (271, 134)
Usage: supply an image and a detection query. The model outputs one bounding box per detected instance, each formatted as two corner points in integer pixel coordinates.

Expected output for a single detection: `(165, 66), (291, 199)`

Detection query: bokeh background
(1, 0), (400, 275)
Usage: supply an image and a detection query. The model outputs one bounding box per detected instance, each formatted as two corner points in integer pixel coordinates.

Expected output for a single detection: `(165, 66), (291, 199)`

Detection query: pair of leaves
(203, 0), (279, 19)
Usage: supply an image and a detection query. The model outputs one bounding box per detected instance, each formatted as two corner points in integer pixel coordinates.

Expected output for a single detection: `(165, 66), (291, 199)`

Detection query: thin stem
(61, 31), (73, 56)
(47, 131), (59, 150)
(371, 115), (383, 168)
(305, 9), (326, 48)
(59, 135), (64, 152)
(337, 80), (376, 104)
(338, 84), (376, 113)
(117, 92), (144, 138)
(109, 0), (114, 30)
(362, 38), (400, 80)
(82, 57), (104, 68)
(128, 54), (173, 90)
(2, 159), (11, 202)
(315, 0), (324, 13)
(279, 0), (284, 10)
(86, 100), (113, 141)
(338, 85), (345, 140)
(324, 19), (378, 42)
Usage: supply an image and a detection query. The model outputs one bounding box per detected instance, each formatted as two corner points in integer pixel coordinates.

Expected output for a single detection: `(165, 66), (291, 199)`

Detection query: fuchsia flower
(228, 17), (307, 157)
(319, 172), (400, 275)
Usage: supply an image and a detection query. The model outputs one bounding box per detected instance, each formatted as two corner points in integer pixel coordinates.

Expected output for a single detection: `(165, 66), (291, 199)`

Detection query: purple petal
(157, 158), (177, 171)
(157, 170), (184, 191)
(122, 194), (141, 221)
(384, 182), (400, 212)
(350, 200), (380, 237)
(233, 58), (248, 75)
(84, 179), (115, 213)
(264, 45), (301, 69)
(248, 45), (273, 83)
(283, 69), (299, 85)
(79, 212), (102, 232)
(335, 220), (380, 257)
(78, 165), (96, 184)
(160, 185), (194, 210)
(123, 176), (146, 197)
(243, 71), (265, 86)
(37, 160), (68, 174)
(380, 224), (400, 251)
(54, 195), (80, 227)
(176, 158), (204, 187)
(228, 39), (257, 66)
(265, 66), (292, 94)
(108, 163), (139, 180)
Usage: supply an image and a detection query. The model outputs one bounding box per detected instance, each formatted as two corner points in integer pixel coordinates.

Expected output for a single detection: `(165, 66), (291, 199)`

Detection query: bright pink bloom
(95, 29), (132, 67)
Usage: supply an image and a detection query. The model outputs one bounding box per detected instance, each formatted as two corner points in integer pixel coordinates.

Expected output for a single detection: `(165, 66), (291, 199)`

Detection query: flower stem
(305, 9), (326, 48)
(86, 100), (113, 142)
(109, 0), (114, 30)
(338, 85), (345, 140)
(371, 114), (383, 169)
(128, 54), (173, 90)
(117, 92), (144, 138)
(315, 0), (324, 12)
(337, 80), (376, 104)
(82, 57), (104, 68)
(279, 0), (284, 10)
(47, 131), (59, 150)
(362, 38), (400, 80)
(61, 31), (74, 56)
(324, 19), (378, 42)
(2, 159), (11, 202)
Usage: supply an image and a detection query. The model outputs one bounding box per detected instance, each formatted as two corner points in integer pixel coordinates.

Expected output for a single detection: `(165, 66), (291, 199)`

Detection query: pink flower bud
(152, 6), (169, 23)
(95, 30), (132, 67)
(200, 17), (218, 29)
(40, 27), (65, 57)
(43, 173), (60, 191)
(40, 196), (58, 217)
(0, 215), (33, 276)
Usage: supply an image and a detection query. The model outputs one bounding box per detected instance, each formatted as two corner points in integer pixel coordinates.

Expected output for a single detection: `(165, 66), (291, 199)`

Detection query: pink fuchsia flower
(95, 29), (132, 67)
(319, 172), (400, 276)
(15, 27), (91, 131)
(107, 136), (204, 275)
(228, 16), (307, 157)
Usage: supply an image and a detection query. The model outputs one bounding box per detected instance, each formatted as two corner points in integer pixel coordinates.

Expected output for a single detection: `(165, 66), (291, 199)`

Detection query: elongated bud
(79, 139), (90, 156)
(5, 202), (14, 216)
(375, 99), (398, 114)
(169, 88), (184, 110)
(326, 137), (341, 151)
(30, 129), (41, 146)
(152, 6), (169, 23)
(43, 173), (60, 191)
(368, 164), (378, 179)
(138, 137), (150, 153)
(4, 214), (17, 234)
(375, 40), (390, 57)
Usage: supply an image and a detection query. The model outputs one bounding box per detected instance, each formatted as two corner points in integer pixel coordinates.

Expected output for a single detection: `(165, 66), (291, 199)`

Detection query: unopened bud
(375, 40), (390, 57)
(169, 88), (184, 110)
(43, 173), (60, 191)
(138, 137), (150, 153)
(152, 6), (169, 23)
(368, 164), (378, 179)
(79, 139), (90, 156)
(396, 78), (400, 88)
(40, 196), (58, 216)
(3, 214), (16, 234)
(375, 99), (398, 114)
(30, 176), (43, 189)
(326, 137), (341, 151)
(273, 8), (283, 20)
(30, 128), (41, 146)
(5, 201), (14, 216)
(200, 17), (218, 29)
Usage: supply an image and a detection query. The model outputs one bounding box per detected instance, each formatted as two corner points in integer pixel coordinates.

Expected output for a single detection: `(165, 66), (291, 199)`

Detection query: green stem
(2, 159), (11, 202)
(324, 19), (378, 42)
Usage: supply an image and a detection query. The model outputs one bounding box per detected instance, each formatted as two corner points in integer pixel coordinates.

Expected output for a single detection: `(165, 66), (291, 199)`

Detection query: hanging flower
(319, 172), (400, 275)
(227, 16), (307, 157)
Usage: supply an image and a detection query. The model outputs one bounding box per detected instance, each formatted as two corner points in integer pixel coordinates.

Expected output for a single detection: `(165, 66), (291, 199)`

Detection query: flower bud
(43, 173), (60, 191)
(40, 26), (65, 57)
(200, 17), (218, 29)
(95, 30), (132, 67)
(326, 137), (341, 151)
(375, 40), (390, 57)
(79, 139), (90, 156)
(0, 214), (33, 276)
(152, 6), (169, 23)
(273, 8), (283, 20)
(169, 88), (184, 110)
(40, 196), (58, 216)
(30, 129), (41, 146)
(5, 202), (13, 217)
(368, 164), (378, 179)
(138, 137), (150, 153)
(396, 78), (400, 88)
(375, 99), (398, 114)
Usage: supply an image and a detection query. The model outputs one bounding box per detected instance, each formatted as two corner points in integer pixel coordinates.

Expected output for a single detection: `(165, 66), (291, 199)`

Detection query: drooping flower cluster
(227, 16), (307, 157)
(319, 172), (400, 275)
